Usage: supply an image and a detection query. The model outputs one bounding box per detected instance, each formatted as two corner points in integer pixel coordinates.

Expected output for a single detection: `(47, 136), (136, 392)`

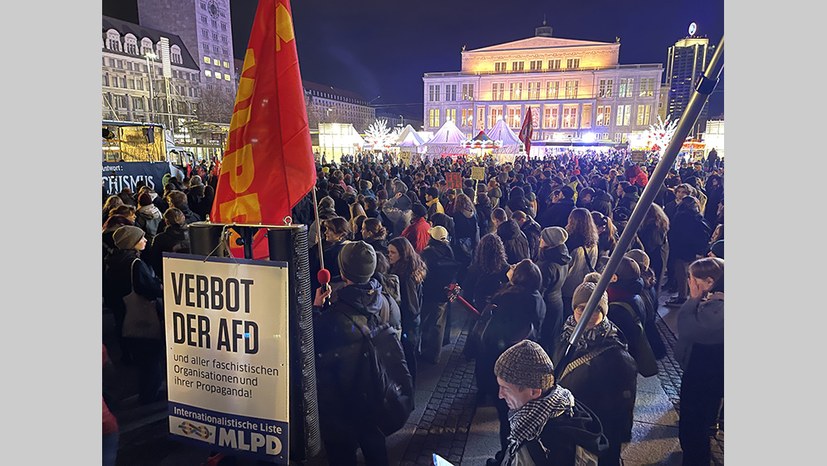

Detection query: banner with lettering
(162, 253), (290, 463)
(102, 162), (171, 196)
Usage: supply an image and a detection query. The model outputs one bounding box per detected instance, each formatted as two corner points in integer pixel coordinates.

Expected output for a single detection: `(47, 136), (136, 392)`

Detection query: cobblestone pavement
(655, 313), (725, 466)
(400, 319), (478, 466)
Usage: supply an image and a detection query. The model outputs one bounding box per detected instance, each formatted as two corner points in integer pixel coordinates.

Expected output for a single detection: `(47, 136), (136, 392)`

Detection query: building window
(205, 70), (212, 77)
(446, 108), (457, 122)
(223, 61), (230, 68)
(106, 30), (122, 51)
(170, 45), (182, 64)
(213, 58), (220, 65)
(548, 59), (561, 70)
(429, 108), (440, 127)
(428, 85), (441, 102)
(495, 62), (507, 72)
(102, 74), (109, 87)
(477, 108), (485, 129)
(212, 32), (219, 41)
(132, 97), (144, 110)
(204, 56), (211, 64)
(225, 74), (231, 81)
(213, 45), (219, 53)
(113, 95), (127, 109)
(598, 79), (613, 98)
(136, 79), (143, 91)
(215, 73), (222, 80)
(445, 84), (457, 101)
(221, 22), (227, 31)
(489, 107), (503, 128)
(581, 104), (592, 129)
(545, 81), (559, 99)
(509, 82), (522, 100)
(543, 105), (559, 129)
(201, 15), (207, 24)
(124, 34), (138, 55)
(618, 78), (634, 98)
(141, 38), (153, 56)
(616, 104), (631, 126)
(507, 107), (521, 128)
(562, 105), (578, 129)
(566, 58), (580, 69)
(528, 81), (541, 100)
(564, 80), (579, 99)
(636, 104), (651, 126)
(212, 19), (218, 28)
(511, 61), (524, 72)
(529, 60), (542, 71)
(492, 83), (504, 100)
(461, 108), (473, 127)
(639, 77), (655, 97)
(462, 83), (474, 100)
(596, 105), (611, 126)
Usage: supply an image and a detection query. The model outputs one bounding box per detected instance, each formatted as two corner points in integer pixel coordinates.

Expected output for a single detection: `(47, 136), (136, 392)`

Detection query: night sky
(102, 0), (724, 120)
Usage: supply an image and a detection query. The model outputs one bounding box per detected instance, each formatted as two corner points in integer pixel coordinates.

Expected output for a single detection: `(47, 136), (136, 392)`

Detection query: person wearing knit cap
(552, 273), (638, 466)
(491, 340), (606, 466)
(135, 193), (163, 241)
(624, 249), (667, 361)
(311, 241), (402, 465)
(103, 224), (165, 404)
(536, 226), (572, 355)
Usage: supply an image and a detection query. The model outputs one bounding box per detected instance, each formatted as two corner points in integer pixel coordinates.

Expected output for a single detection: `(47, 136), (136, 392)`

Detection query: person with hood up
(311, 241), (402, 465)
(538, 185), (576, 228)
(492, 208), (530, 265)
(401, 203), (431, 254)
(505, 186), (534, 218)
(134, 193), (163, 242)
(553, 273), (638, 466)
(535, 226), (571, 354)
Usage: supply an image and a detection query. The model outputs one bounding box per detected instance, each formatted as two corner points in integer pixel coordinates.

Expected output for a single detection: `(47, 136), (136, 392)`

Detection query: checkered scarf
(506, 385), (574, 449)
(559, 315), (625, 354)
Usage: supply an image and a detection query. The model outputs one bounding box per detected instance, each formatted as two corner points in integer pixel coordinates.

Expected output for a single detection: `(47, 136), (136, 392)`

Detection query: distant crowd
(102, 148), (723, 466)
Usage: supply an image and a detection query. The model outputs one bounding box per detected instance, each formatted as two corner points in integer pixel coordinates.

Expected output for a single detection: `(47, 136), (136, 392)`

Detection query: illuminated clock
(208, 0), (219, 18)
(688, 22), (697, 36)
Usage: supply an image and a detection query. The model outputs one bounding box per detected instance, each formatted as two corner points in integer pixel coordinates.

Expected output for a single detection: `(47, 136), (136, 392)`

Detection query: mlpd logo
(179, 421), (212, 439)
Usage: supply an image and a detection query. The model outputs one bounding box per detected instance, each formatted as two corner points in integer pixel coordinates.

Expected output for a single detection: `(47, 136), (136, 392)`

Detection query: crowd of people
(102, 148), (724, 465)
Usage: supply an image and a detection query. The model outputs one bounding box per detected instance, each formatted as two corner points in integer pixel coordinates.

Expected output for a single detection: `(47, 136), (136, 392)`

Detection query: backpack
(344, 311), (414, 436)
(532, 397), (609, 465)
(609, 301), (658, 377)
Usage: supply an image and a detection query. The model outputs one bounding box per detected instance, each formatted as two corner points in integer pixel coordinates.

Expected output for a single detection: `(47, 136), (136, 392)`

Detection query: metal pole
(555, 36), (724, 377)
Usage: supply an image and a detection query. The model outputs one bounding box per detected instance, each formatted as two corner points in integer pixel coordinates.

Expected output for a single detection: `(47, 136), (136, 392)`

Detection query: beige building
(423, 23), (663, 147)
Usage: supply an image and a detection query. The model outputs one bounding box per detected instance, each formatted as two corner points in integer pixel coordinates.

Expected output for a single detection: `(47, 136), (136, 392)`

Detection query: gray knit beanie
(338, 241), (377, 284)
(540, 226), (568, 248)
(571, 272), (608, 316)
(494, 340), (555, 391)
(113, 225), (145, 250)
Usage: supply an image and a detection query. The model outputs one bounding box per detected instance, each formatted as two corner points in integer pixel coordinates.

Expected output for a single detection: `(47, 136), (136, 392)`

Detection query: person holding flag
(518, 107), (534, 156)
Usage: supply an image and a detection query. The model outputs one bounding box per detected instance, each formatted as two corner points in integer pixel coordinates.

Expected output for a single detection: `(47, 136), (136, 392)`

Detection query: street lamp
(144, 51), (157, 122)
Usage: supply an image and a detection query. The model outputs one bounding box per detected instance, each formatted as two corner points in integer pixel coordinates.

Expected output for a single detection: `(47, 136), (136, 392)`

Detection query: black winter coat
(520, 217), (542, 261)
(496, 220), (530, 265)
(144, 224), (190, 279)
(538, 198), (575, 229)
(667, 209), (711, 261)
(536, 245), (571, 353)
(461, 264), (509, 311)
(553, 318), (638, 457)
(103, 249), (164, 315)
(420, 239), (458, 304)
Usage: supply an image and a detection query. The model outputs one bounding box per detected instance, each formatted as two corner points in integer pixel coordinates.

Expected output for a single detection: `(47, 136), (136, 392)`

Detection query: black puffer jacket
(420, 239), (458, 304)
(103, 248), (164, 314)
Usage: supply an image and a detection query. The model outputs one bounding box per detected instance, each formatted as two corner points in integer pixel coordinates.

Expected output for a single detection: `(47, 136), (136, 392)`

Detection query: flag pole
(310, 182), (325, 272)
(555, 36), (724, 378)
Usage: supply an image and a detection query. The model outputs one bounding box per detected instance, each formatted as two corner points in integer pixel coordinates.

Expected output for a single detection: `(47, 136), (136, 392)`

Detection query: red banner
(518, 107), (534, 155)
(209, 0), (316, 258)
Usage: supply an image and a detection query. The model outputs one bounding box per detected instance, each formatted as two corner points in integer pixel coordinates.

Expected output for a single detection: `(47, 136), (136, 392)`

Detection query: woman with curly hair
(461, 234), (510, 311)
(561, 208), (599, 317)
(388, 236), (428, 384)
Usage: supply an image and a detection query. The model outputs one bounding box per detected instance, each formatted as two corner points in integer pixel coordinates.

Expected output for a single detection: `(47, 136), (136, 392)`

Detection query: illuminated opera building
(422, 22), (664, 149)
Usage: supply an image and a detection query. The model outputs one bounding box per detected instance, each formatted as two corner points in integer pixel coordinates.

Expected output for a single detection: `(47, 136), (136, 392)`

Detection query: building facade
(136, 0), (237, 96)
(102, 16), (201, 131)
(666, 35), (715, 134)
(303, 81), (376, 133)
(422, 24), (663, 145)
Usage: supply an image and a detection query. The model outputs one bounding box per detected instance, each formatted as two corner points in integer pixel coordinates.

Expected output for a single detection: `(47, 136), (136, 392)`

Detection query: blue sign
(102, 161), (171, 196)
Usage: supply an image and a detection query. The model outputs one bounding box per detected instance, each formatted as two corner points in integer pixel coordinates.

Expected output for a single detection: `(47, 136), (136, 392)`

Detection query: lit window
(205, 70), (212, 77)
(215, 73), (222, 79)
(223, 61), (230, 68)
(204, 56), (210, 63)
(224, 74), (231, 81)
(213, 58), (220, 65)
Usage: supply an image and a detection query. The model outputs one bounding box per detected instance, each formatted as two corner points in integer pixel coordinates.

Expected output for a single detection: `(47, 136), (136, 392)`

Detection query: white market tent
(395, 124), (425, 146)
(486, 118), (525, 163)
(423, 119), (468, 159)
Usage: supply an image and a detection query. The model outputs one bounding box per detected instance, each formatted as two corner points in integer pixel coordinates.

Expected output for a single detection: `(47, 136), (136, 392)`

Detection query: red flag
(518, 107), (533, 156)
(209, 0), (316, 259)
